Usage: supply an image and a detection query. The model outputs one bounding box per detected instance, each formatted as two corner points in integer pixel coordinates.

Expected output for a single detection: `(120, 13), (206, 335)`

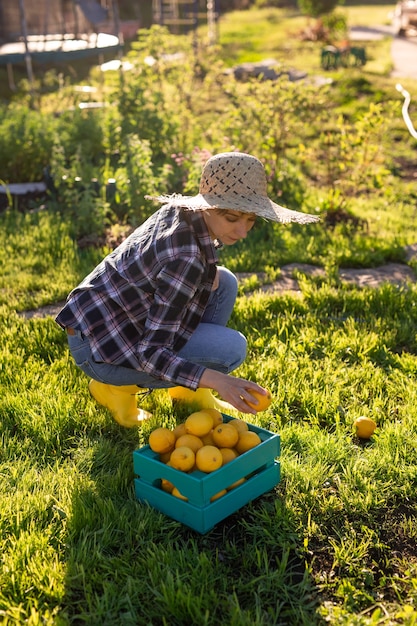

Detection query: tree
(298, 0), (342, 18)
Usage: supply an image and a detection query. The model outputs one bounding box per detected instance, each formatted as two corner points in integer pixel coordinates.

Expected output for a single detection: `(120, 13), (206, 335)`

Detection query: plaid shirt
(56, 205), (218, 389)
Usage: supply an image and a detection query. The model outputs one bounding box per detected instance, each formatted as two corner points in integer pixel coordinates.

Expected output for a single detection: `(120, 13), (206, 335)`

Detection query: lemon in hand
(245, 389), (272, 412)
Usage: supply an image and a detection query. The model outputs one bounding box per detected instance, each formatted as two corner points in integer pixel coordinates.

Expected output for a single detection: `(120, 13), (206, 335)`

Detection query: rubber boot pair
(89, 379), (152, 428)
(168, 386), (234, 413)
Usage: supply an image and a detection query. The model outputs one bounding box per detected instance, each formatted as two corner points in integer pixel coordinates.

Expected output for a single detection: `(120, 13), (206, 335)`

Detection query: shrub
(298, 0), (342, 19)
(54, 108), (106, 167)
(0, 103), (55, 182)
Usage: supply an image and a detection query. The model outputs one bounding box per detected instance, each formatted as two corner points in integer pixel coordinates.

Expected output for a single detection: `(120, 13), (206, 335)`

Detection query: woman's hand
(199, 369), (270, 415)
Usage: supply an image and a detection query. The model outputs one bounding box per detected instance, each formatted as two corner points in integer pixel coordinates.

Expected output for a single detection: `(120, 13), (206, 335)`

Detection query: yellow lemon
(161, 478), (175, 493)
(227, 477), (246, 490)
(175, 433), (204, 454)
(172, 422), (187, 439)
(228, 418), (249, 433)
(210, 489), (227, 502)
(185, 411), (214, 437)
(200, 430), (215, 445)
(159, 450), (172, 464)
(169, 446), (196, 472)
(195, 445), (223, 473)
(149, 427), (176, 454)
(354, 416), (376, 439)
(201, 408), (223, 426)
(219, 447), (239, 465)
(212, 423), (239, 448)
(245, 389), (272, 412)
(171, 487), (188, 501)
(235, 431), (262, 454)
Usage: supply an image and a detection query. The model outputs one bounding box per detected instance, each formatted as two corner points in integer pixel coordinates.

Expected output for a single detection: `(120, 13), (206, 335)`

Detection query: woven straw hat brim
(146, 192), (320, 225)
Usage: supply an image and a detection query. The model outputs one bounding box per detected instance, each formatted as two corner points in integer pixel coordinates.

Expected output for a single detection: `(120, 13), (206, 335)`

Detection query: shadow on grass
(61, 431), (323, 625)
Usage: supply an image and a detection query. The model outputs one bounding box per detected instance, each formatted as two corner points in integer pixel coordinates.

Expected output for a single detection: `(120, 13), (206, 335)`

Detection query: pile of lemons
(148, 409), (262, 501)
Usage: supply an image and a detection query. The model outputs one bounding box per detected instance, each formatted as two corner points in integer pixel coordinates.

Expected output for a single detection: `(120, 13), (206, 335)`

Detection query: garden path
(349, 24), (417, 80)
(22, 245), (417, 319)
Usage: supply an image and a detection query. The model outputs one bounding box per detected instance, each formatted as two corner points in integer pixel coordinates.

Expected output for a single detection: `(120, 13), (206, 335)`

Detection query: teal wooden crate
(133, 416), (280, 533)
(134, 462), (280, 534)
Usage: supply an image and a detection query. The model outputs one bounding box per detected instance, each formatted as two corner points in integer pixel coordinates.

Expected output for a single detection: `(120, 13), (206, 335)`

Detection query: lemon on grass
(245, 389), (272, 412)
(354, 416), (377, 439)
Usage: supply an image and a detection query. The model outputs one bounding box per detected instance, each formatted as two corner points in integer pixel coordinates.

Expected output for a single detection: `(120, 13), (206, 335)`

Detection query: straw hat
(146, 152), (320, 224)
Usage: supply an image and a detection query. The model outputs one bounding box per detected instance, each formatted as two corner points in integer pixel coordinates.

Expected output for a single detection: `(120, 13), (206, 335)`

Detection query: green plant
(298, 0), (343, 19)
(102, 135), (157, 224)
(321, 10), (349, 40)
(119, 26), (194, 165)
(54, 108), (106, 167)
(0, 103), (55, 182)
(303, 102), (393, 196)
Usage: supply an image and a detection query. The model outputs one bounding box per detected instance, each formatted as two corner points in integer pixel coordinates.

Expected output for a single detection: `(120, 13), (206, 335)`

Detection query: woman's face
(203, 209), (256, 246)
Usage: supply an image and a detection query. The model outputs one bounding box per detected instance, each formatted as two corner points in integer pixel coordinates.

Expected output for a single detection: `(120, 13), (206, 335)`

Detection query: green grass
(1, 281), (417, 624)
(1, 3), (417, 624)
(215, 4), (394, 75)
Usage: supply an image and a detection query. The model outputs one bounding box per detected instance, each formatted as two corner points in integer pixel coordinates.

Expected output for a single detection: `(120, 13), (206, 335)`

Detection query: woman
(56, 152), (319, 427)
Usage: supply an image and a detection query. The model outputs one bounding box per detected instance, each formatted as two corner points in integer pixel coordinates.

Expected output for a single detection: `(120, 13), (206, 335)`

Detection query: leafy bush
(321, 9), (348, 39)
(54, 108), (106, 167)
(0, 104), (55, 182)
(119, 26), (195, 165)
(298, 0), (342, 18)
(102, 134), (159, 225)
(0, 13), (413, 254)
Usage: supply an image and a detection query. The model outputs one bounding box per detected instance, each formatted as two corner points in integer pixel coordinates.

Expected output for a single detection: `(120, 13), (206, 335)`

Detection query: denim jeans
(67, 266), (247, 388)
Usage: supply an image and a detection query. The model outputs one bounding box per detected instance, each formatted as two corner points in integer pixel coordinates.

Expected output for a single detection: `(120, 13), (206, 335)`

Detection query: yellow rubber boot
(89, 380), (152, 428)
(168, 386), (235, 413)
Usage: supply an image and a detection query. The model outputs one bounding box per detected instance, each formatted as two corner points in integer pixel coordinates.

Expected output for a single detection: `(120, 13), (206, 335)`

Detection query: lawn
(1, 2), (417, 625)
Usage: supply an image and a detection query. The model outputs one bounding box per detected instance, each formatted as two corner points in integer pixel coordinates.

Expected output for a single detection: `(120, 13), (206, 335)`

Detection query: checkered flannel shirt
(56, 205), (218, 389)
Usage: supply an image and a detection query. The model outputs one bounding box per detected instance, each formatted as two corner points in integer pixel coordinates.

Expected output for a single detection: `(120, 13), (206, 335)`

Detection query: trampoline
(0, 0), (123, 88)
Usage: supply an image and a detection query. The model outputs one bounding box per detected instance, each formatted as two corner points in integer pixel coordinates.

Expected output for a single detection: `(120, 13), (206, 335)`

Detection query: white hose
(396, 83), (417, 139)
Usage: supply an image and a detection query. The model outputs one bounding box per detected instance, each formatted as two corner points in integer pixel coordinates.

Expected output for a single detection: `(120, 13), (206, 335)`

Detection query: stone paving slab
(339, 262), (416, 288)
(236, 260), (416, 295)
(21, 255), (417, 319)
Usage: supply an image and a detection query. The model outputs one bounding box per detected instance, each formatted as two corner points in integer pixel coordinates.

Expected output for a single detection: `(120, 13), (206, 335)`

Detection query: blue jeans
(67, 266), (247, 388)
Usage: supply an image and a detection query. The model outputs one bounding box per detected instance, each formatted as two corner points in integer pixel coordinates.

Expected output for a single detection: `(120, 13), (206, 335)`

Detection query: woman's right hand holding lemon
(199, 369), (271, 415)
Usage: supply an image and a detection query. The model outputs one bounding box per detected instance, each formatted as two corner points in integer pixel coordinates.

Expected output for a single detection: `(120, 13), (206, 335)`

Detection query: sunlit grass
(1, 281), (417, 623)
(1, 3), (417, 623)
(216, 4), (394, 75)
